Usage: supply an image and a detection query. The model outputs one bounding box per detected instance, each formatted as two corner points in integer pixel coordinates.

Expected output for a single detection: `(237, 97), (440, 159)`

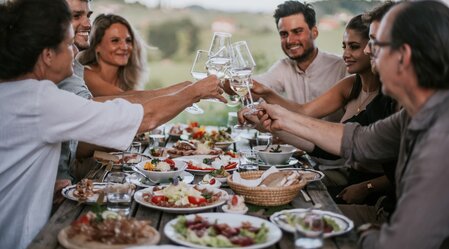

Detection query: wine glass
(294, 211), (324, 249)
(207, 32), (240, 107)
(238, 150), (259, 172)
(149, 125), (166, 149)
(190, 49), (223, 105)
(184, 51), (211, 114)
(229, 41), (257, 129)
(207, 32), (232, 81)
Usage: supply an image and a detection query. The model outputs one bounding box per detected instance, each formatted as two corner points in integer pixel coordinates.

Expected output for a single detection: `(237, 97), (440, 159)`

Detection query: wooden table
(28, 138), (358, 249)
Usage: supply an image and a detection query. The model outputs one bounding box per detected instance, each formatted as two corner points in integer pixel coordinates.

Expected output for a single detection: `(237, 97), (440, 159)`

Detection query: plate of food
(197, 174), (222, 188)
(58, 210), (160, 249)
(134, 182), (228, 213)
(270, 209), (354, 238)
(164, 213), (282, 249)
(280, 168), (324, 182)
(61, 179), (106, 204)
(179, 155), (238, 175)
(94, 151), (150, 166)
(167, 140), (222, 158)
(126, 171), (195, 188)
(258, 158), (300, 169)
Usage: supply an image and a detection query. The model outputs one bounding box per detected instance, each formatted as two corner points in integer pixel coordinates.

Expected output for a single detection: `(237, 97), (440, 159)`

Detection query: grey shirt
(341, 90), (449, 248)
(56, 60), (92, 180)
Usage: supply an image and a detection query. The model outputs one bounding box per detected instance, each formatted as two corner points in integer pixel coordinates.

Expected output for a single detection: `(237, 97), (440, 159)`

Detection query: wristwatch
(366, 181), (374, 190)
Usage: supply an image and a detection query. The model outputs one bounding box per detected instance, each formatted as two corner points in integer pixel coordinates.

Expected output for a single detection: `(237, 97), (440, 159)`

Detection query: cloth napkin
(231, 166), (279, 187)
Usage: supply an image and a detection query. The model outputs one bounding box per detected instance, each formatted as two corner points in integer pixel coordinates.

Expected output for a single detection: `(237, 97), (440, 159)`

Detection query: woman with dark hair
(251, 14), (380, 127)
(245, 14), (395, 207)
(78, 14), (147, 96)
(0, 1), (224, 248)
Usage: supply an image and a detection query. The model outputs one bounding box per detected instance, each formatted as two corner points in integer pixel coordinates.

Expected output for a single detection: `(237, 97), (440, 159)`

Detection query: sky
(125, 0), (318, 13)
(126, 0), (449, 12)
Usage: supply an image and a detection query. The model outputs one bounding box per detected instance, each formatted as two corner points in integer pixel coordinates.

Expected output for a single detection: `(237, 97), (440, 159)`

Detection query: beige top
(253, 50), (347, 122)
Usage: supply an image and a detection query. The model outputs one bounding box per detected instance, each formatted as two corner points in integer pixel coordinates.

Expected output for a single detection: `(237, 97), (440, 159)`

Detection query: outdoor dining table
(28, 134), (358, 249)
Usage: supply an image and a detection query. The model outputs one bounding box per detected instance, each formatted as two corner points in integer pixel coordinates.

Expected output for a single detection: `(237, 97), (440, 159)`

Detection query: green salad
(173, 215), (269, 247)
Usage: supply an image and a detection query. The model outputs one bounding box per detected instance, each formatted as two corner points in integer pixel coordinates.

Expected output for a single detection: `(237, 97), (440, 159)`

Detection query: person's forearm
(92, 81), (192, 103)
(262, 91), (305, 113)
(273, 130), (316, 152)
(281, 114), (344, 156)
(362, 175), (391, 193)
(138, 85), (201, 132)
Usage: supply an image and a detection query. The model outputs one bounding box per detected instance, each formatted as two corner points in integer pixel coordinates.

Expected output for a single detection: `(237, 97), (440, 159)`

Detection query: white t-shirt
(253, 50), (347, 122)
(0, 79), (143, 249)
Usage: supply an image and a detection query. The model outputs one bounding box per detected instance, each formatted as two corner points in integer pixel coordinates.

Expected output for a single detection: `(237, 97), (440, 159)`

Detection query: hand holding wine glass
(229, 41), (258, 129)
(207, 32), (240, 107)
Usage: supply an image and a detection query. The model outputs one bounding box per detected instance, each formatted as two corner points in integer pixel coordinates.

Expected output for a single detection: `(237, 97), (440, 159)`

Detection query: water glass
(257, 132), (272, 146)
(227, 112), (238, 129)
(127, 141), (141, 153)
(105, 172), (134, 216)
(294, 211), (324, 249)
(238, 150), (259, 172)
(149, 125), (166, 148)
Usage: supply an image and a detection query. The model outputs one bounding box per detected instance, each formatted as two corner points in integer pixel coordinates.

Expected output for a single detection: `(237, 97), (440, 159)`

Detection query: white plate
(270, 209), (354, 238)
(214, 141), (234, 149)
(134, 185), (228, 213)
(258, 158), (299, 169)
(279, 168), (324, 182)
(61, 183), (106, 204)
(127, 246), (190, 249)
(126, 171), (194, 188)
(177, 155), (239, 175)
(164, 213), (282, 249)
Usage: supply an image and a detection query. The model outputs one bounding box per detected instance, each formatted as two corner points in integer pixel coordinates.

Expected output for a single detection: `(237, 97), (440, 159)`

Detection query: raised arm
(92, 81), (192, 103)
(258, 102), (345, 156)
(253, 75), (354, 118)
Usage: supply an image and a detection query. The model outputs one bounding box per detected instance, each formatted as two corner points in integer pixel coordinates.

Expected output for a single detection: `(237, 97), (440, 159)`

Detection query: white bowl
(222, 205), (248, 214)
(198, 178), (222, 188)
(214, 141), (233, 150)
(136, 159), (186, 183)
(254, 144), (297, 165)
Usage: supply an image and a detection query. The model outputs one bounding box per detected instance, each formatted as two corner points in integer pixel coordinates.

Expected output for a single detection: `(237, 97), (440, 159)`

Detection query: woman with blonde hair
(78, 13), (147, 96)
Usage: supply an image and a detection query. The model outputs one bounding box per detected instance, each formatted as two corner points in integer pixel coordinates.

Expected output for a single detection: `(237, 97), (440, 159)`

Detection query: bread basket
(227, 171), (307, 206)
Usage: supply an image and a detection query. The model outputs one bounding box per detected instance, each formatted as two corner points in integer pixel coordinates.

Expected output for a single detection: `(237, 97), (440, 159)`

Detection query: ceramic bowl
(254, 144), (297, 165)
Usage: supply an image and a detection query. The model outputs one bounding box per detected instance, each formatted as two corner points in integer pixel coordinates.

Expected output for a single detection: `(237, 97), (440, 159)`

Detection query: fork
(96, 190), (105, 205)
(100, 161), (113, 182)
(261, 141), (272, 151)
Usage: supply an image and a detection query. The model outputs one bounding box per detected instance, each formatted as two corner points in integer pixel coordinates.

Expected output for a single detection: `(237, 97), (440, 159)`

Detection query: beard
(286, 45), (315, 63)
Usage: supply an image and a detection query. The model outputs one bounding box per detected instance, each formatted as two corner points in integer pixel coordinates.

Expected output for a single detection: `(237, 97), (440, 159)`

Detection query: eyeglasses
(368, 39), (392, 58)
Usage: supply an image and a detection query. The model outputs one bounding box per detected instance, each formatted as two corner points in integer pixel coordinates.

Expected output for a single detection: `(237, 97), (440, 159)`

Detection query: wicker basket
(227, 171), (307, 206)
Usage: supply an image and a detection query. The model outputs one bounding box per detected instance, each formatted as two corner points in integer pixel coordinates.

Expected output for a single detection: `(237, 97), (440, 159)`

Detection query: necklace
(356, 90), (377, 113)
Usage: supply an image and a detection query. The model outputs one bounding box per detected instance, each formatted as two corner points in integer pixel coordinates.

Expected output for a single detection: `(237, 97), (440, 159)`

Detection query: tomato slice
(164, 158), (176, 167)
(151, 195), (168, 204)
(72, 214), (90, 226)
(225, 151), (237, 158)
(224, 162), (238, 170)
(187, 162), (215, 171)
(188, 196), (207, 205)
(209, 178), (216, 185)
(231, 195), (239, 206)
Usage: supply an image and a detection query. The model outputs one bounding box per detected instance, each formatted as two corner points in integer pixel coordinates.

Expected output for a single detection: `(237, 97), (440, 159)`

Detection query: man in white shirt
(253, 0), (346, 122)
(0, 1), (224, 248)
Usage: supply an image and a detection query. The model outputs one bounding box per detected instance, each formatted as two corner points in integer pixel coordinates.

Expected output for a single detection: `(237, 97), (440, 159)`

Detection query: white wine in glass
(229, 41), (257, 128)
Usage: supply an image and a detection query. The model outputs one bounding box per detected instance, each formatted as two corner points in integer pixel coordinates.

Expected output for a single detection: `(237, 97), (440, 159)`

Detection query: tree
(148, 18), (199, 59)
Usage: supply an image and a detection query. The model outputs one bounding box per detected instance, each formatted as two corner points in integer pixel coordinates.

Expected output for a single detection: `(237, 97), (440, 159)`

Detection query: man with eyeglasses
(257, 1), (449, 248)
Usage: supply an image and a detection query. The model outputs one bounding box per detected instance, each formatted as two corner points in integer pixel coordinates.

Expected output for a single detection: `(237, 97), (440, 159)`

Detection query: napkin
(231, 166), (279, 187)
